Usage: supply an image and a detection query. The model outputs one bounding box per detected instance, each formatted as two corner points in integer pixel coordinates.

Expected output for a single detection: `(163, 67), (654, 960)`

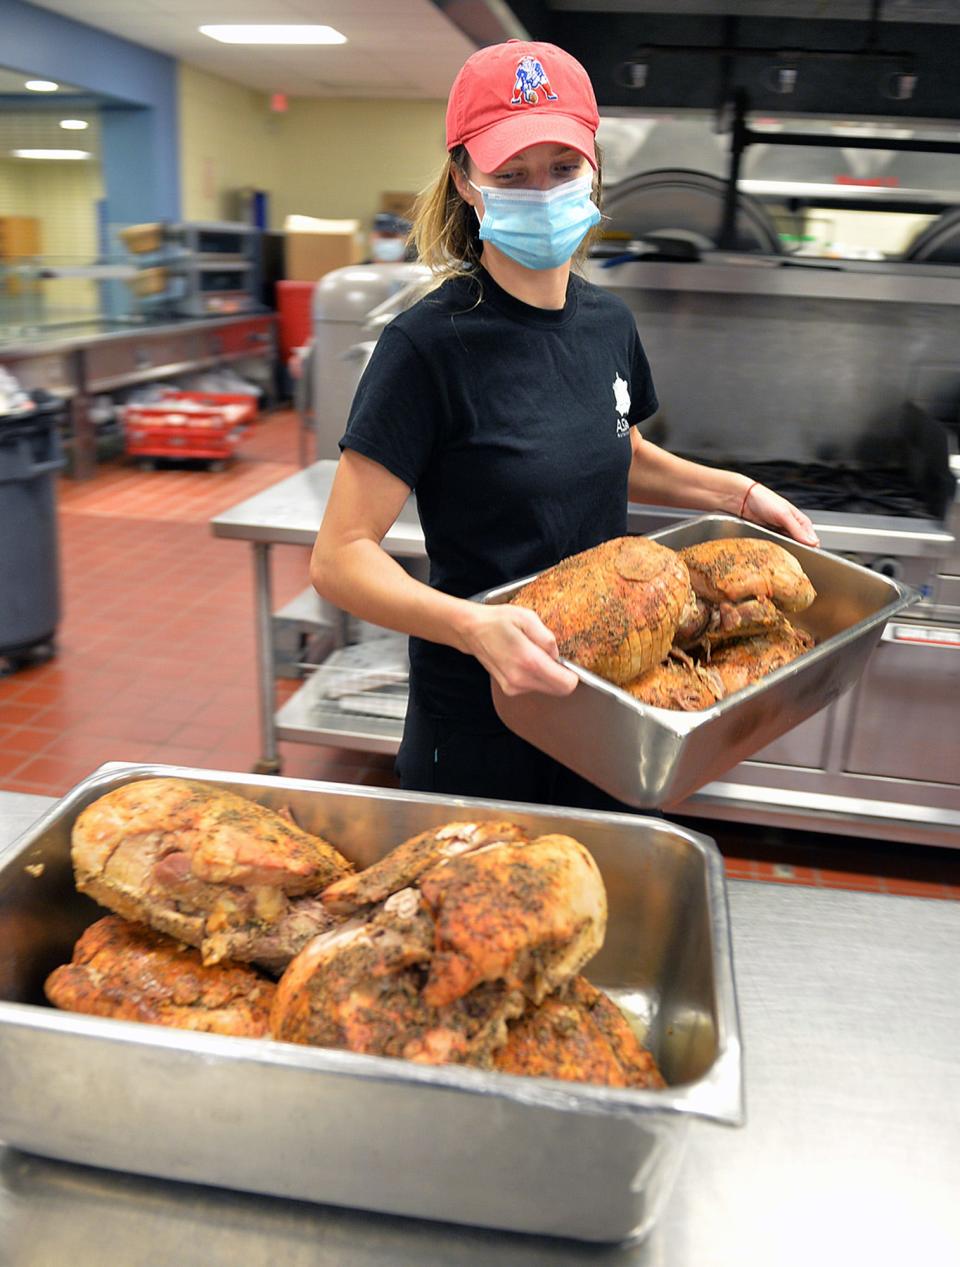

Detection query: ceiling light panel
(12, 148), (92, 159)
(199, 25), (347, 45)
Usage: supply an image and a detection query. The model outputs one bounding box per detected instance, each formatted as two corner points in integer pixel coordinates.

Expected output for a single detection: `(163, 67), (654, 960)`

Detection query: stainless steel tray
(0, 762), (742, 1244)
(477, 513), (916, 809)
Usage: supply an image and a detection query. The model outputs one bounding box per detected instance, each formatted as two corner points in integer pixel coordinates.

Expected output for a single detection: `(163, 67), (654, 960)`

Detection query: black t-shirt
(340, 266), (658, 722)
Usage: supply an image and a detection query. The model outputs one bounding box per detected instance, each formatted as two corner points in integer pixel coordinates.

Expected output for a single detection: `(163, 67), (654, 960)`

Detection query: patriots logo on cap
(510, 56), (558, 106)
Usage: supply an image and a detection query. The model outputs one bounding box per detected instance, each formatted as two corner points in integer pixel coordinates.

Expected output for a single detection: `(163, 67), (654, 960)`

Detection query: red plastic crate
(122, 392), (255, 463)
(156, 390), (259, 423)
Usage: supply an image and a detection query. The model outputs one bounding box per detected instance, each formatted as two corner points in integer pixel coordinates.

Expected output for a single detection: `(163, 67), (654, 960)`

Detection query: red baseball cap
(446, 40), (599, 173)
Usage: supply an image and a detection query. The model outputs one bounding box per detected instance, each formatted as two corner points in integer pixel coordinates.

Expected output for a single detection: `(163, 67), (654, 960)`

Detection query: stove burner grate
(686, 460), (933, 517)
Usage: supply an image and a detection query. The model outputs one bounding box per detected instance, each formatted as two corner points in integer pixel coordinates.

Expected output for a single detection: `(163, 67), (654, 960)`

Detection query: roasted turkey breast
(678, 538), (816, 612)
(270, 888), (525, 1065)
(417, 833), (606, 1009)
(509, 536), (694, 685)
(272, 829), (608, 1067)
(72, 778), (353, 971)
(494, 976), (665, 1089)
(45, 914), (275, 1037)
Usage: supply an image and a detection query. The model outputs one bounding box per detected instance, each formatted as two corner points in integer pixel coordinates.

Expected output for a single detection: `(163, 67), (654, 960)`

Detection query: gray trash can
(0, 395), (66, 668)
(309, 262), (430, 460)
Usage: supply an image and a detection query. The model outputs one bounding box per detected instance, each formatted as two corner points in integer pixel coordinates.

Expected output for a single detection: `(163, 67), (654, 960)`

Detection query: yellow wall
(178, 64), (448, 233)
(0, 157), (104, 314)
(177, 65), (282, 226)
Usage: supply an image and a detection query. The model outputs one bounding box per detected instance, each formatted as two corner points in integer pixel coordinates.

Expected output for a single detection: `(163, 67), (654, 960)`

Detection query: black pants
(396, 700), (644, 814)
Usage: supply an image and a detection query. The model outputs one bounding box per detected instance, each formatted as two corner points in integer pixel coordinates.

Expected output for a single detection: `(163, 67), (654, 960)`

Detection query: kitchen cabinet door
(843, 628), (960, 784)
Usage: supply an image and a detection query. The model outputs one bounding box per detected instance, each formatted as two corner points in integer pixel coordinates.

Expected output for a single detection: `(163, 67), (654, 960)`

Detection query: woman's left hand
(740, 481), (820, 547)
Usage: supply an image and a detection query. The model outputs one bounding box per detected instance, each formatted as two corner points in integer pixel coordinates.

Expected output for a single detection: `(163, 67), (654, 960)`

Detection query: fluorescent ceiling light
(12, 149), (92, 160)
(59, 119), (89, 130)
(199, 24), (346, 45)
(24, 80), (59, 92)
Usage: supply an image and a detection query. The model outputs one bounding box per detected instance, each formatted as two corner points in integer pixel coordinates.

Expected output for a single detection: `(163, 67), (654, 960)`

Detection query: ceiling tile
(27, 0), (475, 97)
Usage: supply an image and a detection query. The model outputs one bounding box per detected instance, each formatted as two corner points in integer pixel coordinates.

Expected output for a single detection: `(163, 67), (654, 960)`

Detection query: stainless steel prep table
(0, 314), (277, 479)
(1, 792), (957, 1266)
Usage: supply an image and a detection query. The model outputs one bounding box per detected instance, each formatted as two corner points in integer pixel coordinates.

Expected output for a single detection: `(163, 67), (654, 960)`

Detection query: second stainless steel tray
(0, 762), (742, 1244)
(477, 513), (916, 808)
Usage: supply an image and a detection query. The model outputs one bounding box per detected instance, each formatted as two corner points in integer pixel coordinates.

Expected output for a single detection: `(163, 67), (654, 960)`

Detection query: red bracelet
(738, 480), (759, 518)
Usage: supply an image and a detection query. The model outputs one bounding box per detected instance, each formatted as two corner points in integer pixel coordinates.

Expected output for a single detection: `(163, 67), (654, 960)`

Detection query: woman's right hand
(457, 603), (579, 698)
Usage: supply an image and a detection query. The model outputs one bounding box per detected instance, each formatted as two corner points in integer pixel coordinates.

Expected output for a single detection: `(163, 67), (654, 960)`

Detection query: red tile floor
(2, 407), (958, 899)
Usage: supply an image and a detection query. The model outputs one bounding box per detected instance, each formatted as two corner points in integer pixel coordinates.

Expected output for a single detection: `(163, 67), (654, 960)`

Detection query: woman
(310, 39), (818, 811)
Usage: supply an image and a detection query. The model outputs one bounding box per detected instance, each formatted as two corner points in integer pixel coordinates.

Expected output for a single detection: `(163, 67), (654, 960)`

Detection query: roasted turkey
(45, 914), (275, 1037)
(72, 778), (353, 972)
(494, 976), (665, 1089)
(321, 820), (528, 917)
(676, 538), (816, 648)
(270, 888), (522, 1064)
(509, 536), (694, 685)
(709, 622), (815, 696)
(624, 653), (724, 711)
(272, 828), (607, 1066)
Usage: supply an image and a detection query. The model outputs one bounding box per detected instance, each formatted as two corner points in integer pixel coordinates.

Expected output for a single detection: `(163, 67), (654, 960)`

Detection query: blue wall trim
(2, 0), (181, 221)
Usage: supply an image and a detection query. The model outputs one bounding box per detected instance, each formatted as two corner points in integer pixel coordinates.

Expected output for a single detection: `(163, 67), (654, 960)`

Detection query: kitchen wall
(178, 64), (447, 233)
(0, 156), (103, 314)
(5, 0), (179, 223)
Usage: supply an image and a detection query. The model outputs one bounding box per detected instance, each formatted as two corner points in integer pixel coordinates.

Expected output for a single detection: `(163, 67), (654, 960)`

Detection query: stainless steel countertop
(210, 460), (427, 552)
(207, 460), (687, 550)
(0, 312), (275, 360)
(1, 792), (957, 1266)
(209, 460), (955, 560)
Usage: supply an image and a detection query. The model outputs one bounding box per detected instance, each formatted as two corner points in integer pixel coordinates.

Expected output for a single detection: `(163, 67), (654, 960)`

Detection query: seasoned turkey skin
(321, 821), (528, 917)
(419, 834), (606, 1008)
(709, 622), (815, 696)
(45, 914), (275, 1037)
(271, 889), (525, 1065)
(624, 656), (723, 711)
(72, 778), (353, 971)
(678, 538), (816, 612)
(273, 830), (608, 1068)
(494, 976), (665, 1089)
(509, 536), (694, 685)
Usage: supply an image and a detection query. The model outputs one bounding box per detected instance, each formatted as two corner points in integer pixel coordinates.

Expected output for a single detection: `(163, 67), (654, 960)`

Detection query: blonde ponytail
(408, 146), (481, 291)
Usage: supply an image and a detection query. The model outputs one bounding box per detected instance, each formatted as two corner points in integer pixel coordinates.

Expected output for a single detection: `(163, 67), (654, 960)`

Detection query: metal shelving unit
(211, 461), (425, 773)
(275, 671), (406, 753)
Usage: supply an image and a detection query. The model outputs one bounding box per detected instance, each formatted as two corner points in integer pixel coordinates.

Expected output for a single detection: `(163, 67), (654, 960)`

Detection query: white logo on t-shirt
(614, 373), (630, 437)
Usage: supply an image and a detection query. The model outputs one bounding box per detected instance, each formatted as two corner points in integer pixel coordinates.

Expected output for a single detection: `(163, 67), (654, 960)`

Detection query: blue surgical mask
(469, 174), (601, 271)
(371, 237), (406, 262)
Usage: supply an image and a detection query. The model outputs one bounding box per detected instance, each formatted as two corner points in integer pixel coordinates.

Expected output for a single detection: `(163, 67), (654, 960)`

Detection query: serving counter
(0, 314), (277, 478)
(0, 791), (957, 1265)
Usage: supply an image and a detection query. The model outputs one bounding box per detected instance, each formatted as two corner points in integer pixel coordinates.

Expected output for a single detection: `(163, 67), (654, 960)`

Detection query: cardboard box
(379, 191), (418, 221)
(283, 216), (364, 281)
